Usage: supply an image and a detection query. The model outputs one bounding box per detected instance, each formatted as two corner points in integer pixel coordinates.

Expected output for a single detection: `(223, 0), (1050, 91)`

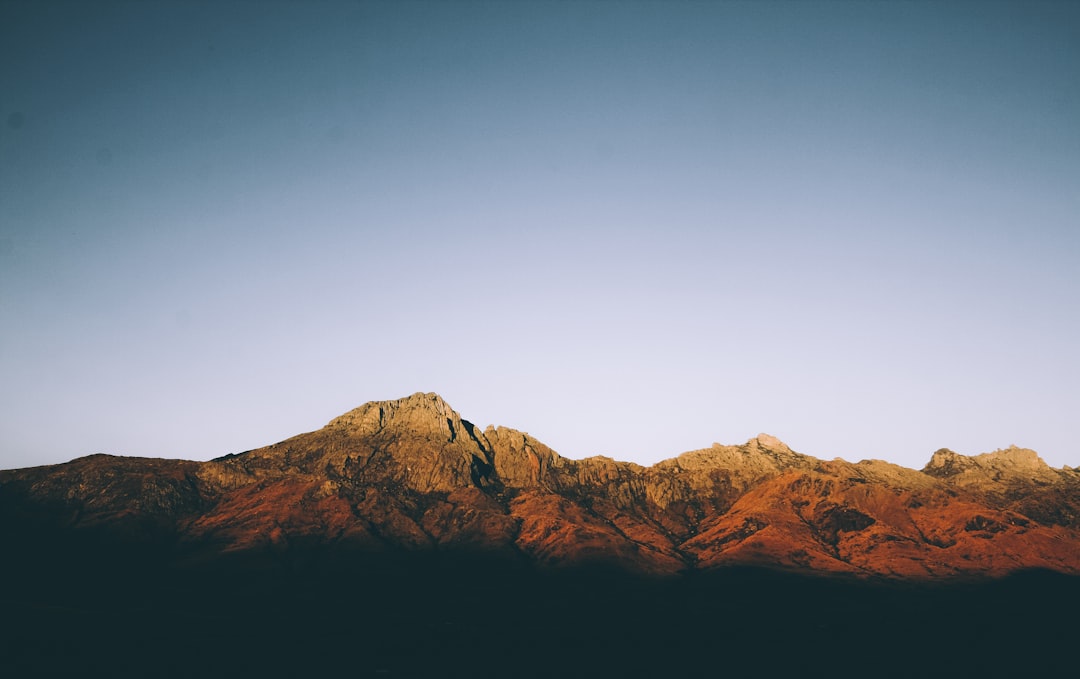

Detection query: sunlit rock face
(3, 392), (1080, 578)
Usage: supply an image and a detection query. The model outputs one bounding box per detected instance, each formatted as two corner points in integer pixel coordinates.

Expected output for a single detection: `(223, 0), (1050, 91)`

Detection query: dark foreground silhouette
(2, 524), (1077, 678)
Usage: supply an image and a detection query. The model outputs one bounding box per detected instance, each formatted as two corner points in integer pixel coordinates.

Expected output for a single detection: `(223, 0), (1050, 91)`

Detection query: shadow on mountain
(2, 524), (1077, 678)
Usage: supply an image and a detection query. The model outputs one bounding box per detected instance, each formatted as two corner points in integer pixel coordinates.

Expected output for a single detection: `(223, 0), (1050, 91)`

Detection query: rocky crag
(4, 392), (1079, 579)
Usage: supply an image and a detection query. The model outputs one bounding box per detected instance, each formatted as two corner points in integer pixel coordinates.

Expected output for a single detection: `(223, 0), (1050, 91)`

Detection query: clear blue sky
(2, 0), (1078, 471)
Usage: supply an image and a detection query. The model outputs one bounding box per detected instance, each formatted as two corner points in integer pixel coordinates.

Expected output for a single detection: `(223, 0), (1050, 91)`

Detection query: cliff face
(4, 392), (1080, 579)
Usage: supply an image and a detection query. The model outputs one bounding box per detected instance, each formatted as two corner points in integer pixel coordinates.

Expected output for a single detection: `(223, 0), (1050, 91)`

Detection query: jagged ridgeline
(3, 391), (1080, 577)
(4, 392), (1080, 677)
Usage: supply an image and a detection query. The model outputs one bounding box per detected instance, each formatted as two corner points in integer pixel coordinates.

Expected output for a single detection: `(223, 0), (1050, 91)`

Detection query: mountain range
(5, 391), (1079, 578)
(3, 392), (1079, 677)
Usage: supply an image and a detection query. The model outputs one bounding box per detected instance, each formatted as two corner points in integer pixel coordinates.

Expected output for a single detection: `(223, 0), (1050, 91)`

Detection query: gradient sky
(2, 0), (1078, 471)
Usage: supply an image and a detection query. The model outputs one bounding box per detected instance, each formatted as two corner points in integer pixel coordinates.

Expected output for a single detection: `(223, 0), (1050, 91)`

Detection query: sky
(1, 0), (1078, 471)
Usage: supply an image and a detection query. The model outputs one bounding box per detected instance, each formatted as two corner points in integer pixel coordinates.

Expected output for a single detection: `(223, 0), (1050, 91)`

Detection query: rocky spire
(922, 449), (973, 477)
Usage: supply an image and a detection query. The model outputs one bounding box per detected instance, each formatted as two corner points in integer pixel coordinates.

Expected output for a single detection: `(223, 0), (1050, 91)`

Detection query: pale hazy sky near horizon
(2, 0), (1078, 471)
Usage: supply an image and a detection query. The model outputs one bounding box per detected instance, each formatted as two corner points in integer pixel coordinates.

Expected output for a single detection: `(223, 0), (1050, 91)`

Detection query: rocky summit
(3, 393), (1080, 678)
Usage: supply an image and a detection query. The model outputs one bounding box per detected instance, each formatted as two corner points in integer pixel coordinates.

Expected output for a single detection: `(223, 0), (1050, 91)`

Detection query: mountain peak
(923, 445), (1051, 479)
(327, 392), (461, 437)
(977, 445), (1048, 470)
(923, 448), (971, 476)
(749, 433), (790, 452)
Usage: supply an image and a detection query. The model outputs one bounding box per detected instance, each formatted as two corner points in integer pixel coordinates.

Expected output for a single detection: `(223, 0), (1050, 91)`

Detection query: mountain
(3, 392), (1080, 677)
(4, 392), (1079, 578)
